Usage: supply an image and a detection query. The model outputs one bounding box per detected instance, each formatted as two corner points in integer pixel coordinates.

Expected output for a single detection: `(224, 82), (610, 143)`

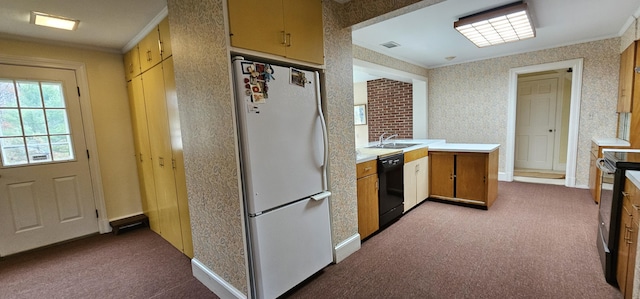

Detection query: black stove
(598, 150), (640, 285)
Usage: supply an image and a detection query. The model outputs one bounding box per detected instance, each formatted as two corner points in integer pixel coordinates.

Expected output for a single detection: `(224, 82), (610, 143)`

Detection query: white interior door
(0, 64), (97, 256)
(515, 78), (558, 170)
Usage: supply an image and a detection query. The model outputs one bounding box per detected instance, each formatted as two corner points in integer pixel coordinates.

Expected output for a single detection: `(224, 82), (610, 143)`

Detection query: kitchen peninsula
(355, 140), (500, 239)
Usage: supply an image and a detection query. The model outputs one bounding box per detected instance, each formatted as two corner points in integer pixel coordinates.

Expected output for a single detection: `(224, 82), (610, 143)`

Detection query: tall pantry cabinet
(124, 17), (193, 258)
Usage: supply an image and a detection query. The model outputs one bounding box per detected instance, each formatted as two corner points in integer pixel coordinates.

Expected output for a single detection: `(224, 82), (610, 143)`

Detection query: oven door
(596, 158), (616, 242)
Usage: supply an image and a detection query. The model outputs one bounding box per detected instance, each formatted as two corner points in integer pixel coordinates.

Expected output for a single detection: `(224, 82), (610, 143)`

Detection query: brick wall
(367, 78), (413, 142)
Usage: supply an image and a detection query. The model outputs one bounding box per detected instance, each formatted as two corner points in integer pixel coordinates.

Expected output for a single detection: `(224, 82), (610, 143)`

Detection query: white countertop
(427, 143), (500, 153)
(355, 140), (500, 163)
(592, 137), (630, 147)
(356, 139), (446, 164)
(627, 171), (640, 189)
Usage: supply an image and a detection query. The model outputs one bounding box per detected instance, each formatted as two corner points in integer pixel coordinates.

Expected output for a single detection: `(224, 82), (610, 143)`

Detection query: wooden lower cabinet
(429, 149), (498, 208)
(357, 160), (378, 240)
(617, 178), (640, 299)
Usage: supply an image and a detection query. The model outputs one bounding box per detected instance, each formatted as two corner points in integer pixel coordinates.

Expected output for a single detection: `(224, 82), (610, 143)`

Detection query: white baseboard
(333, 233), (360, 263)
(192, 258), (247, 299)
(498, 172), (508, 181)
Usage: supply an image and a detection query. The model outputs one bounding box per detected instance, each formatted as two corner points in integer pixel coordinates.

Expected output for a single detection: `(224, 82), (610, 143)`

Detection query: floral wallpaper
(346, 0), (444, 29)
(428, 38), (621, 187)
(167, 0), (248, 294)
(621, 18), (639, 52)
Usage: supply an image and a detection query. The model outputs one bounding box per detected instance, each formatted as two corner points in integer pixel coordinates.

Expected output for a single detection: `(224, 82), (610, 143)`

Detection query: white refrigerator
(231, 57), (333, 299)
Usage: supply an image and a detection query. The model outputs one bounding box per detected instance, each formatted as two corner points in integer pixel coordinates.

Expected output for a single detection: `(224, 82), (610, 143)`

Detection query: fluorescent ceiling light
(30, 11), (79, 31)
(454, 1), (535, 48)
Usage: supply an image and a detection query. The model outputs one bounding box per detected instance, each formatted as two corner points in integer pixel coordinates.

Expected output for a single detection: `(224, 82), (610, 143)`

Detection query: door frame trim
(0, 54), (109, 233)
(506, 58), (584, 187)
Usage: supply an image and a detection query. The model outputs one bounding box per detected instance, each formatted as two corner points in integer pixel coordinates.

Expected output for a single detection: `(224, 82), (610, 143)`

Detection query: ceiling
(0, 0), (166, 52)
(353, 0), (640, 71)
(0, 0), (639, 78)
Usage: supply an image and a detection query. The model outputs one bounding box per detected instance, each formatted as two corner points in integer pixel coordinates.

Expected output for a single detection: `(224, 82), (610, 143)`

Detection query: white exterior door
(0, 64), (97, 256)
(515, 78), (558, 170)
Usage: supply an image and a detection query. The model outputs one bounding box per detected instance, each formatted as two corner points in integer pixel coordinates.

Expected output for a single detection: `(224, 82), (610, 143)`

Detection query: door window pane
(0, 80), (17, 107)
(46, 109), (70, 134)
(0, 137), (28, 166)
(0, 79), (75, 167)
(50, 135), (73, 160)
(16, 81), (43, 108)
(26, 136), (52, 163)
(21, 109), (47, 136)
(42, 83), (65, 108)
(0, 109), (23, 137)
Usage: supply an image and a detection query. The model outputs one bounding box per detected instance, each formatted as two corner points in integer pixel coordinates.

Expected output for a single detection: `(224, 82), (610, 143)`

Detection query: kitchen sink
(367, 143), (421, 149)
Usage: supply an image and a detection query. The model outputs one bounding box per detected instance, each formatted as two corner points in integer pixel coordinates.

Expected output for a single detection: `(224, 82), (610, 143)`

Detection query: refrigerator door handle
(314, 72), (329, 190)
(311, 191), (331, 201)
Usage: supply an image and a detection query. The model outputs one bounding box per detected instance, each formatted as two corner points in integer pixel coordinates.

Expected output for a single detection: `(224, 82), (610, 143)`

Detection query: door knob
(549, 129), (554, 132)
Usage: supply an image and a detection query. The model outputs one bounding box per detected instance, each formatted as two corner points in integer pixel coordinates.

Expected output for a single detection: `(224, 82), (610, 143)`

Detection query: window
(0, 79), (74, 167)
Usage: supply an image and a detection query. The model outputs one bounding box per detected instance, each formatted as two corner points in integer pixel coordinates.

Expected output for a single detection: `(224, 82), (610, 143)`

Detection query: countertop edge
(427, 143), (500, 153)
(627, 171), (640, 189)
(592, 137), (630, 147)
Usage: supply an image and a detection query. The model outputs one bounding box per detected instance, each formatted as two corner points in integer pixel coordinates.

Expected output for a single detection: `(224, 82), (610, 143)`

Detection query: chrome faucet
(378, 132), (388, 146)
(378, 132), (398, 146)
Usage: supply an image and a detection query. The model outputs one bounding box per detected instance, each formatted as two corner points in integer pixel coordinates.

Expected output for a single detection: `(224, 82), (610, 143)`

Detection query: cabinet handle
(633, 204), (640, 211)
(623, 191), (630, 198)
(172, 158), (176, 169)
(286, 33), (292, 47)
(147, 50), (152, 62)
(281, 31), (287, 45)
(376, 178), (379, 191)
(139, 152), (143, 162)
(159, 157), (164, 167)
(158, 39), (163, 56)
(364, 166), (372, 172)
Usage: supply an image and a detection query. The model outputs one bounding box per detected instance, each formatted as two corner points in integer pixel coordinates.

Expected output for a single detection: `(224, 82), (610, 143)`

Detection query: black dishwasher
(378, 153), (404, 228)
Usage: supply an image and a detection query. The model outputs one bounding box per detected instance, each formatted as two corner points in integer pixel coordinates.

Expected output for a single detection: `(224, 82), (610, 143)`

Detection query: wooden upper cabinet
(159, 17), (172, 59)
(282, 0), (324, 64)
(228, 0), (324, 64)
(123, 46), (141, 81)
(618, 42), (636, 113)
(139, 28), (162, 73)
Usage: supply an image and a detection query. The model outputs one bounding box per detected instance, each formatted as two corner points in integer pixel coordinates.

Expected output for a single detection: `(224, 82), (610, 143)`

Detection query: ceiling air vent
(380, 41), (400, 49)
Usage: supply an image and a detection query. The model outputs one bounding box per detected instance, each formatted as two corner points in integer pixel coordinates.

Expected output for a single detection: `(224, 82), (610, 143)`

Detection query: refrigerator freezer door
(233, 60), (326, 214)
(249, 196), (332, 299)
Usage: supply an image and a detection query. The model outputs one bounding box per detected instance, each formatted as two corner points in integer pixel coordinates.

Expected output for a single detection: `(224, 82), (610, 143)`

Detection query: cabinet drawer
(404, 148), (428, 163)
(356, 160), (377, 179)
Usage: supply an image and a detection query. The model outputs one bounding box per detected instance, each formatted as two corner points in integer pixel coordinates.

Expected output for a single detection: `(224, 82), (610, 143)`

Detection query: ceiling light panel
(454, 2), (535, 48)
(31, 11), (79, 31)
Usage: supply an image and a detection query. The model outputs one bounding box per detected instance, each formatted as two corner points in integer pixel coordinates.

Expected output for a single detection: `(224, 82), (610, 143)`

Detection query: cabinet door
(162, 58), (193, 258)
(618, 42), (635, 113)
(282, 0), (324, 64)
(589, 151), (598, 202)
(123, 46), (141, 81)
(430, 152), (454, 198)
(138, 28), (162, 73)
(625, 220), (638, 299)
(228, 0), (286, 57)
(142, 64), (183, 251)
(416, 157), (429, 204)
(159, 17), (172, 59)
(127, 77), (160, 233)
(357, 174), (378, 240)
(617, 205), (632, 293)
(456, 153), (487, 202)
(403, 160), (418, 212)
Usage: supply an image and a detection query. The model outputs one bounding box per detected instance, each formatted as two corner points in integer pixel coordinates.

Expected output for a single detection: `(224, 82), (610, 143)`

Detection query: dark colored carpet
(0, 182), (624, 299)
(286, 181), (622, 299)
(0, 227), (218, 299)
